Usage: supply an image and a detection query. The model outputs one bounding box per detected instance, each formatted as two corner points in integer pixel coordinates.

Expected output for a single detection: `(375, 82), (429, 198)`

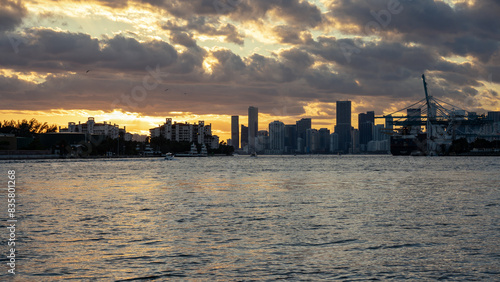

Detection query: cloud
(272, 25), (314, 45)
(0, 0), (499, 126)
(327, 0), (500, 63)
(162, 16), (245, 45)
(0, 29), (180, 73)
(0, 0), (27, 32)
(100, 35), (178, 71)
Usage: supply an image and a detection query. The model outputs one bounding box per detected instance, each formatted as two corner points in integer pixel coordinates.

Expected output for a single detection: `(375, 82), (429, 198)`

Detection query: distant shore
(2, 153), (500, 160)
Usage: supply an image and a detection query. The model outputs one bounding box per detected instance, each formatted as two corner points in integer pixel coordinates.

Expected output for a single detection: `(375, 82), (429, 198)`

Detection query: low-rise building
(150, 118), (220, 149)
(59, 117), (125, 139)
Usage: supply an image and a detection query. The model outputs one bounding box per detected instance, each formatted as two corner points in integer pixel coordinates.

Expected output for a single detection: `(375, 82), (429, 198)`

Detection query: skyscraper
(241, 125), (248, 150)
(269, 121), (285, 153)
(248, 106), (258, 153)
(231, 116), (239, 149)
(305, 128), (318, 153)
(284, 124), (297, 153)
(335, 101), (351, 153)
(359, 111), (374, 151)
(330, 133), (339, 153)
(296, 118), (311, 153)
(318, 128), (331, 153)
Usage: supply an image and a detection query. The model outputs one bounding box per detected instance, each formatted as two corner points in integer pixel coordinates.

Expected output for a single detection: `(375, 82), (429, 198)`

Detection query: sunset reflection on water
(1, 156), (499, 280)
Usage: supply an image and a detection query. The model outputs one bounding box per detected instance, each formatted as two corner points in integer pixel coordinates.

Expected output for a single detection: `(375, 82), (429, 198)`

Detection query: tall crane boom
(422, 74), (433, 118)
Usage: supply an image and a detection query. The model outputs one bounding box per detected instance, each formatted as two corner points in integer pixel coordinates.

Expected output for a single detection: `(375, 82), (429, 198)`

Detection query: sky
(0, 0), (499, 141)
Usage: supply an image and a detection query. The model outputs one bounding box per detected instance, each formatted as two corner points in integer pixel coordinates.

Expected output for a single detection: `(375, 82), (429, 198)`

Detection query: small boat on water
(165, 152), (175, 160)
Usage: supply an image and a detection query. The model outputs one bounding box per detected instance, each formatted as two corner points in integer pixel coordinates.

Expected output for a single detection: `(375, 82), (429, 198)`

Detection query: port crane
(376, 74), (496, 155)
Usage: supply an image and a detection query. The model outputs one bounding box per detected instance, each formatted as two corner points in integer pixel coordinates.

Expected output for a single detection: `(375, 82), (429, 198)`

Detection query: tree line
(0, 119), (58, 137)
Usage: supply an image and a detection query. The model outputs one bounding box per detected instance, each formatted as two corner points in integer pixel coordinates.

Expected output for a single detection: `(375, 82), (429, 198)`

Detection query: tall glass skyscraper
(296, 118), (311, 153)
(231, 116), (239, 149)
(335, 101), (351, 153)
(269, 120), (285, 153)
(248, 106), (258, 153)
(359, 111), (375, 151)
(241, 125), (248, 150)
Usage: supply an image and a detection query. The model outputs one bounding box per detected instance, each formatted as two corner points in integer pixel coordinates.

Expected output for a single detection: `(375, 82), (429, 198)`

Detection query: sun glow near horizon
(0, 109), (237, 140)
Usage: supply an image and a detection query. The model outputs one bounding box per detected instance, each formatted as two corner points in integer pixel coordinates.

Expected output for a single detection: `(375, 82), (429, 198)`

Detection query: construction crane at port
(376, 74), (498, 155)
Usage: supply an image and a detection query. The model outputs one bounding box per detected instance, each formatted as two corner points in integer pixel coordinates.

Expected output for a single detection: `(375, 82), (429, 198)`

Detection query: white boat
(200, 144), (208, 156)
(165, 152), (175, 160)
(175, 143), (208, 157)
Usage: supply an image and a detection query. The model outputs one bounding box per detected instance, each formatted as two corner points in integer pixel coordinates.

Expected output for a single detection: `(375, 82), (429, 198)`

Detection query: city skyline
(1, 1), (499, 142)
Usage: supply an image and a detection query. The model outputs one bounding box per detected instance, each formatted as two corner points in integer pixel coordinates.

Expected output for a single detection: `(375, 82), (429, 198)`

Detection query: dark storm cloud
(298, 33), (499, 103)
(0, 0), (27, 32)
(307, 36), (438, 78)
(279, 48), (314, 70)
(250, 0), (323, 28)
(245, 53), (298, 83)
(150, 0), (324, 28)
(210, 49), (246, 82)
(100, 36), (178, 70)
(170, 31), (197, 47)
(327, 0), (500, 63)
(0, 29), (180, 73)
(272, 25), (314, 45)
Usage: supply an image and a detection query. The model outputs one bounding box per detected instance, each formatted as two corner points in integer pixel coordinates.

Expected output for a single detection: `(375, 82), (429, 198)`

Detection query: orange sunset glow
(1, 0), (499, 142)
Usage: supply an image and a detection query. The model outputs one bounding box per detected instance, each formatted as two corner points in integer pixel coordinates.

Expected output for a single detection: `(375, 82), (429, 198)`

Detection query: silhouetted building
(231, 116), (239, 149)
(241, 125), (248, 150)
(256, 130), (269, 153)
(352, 128), (360, 153)
(269, 121), (285, 154)
(305, 128), (318, 153)
(296, 118), (311, 153)
(284, 124), (297, 154)
(359, 111), (375, 151)
(60, 117), (122, 139)
(318, 128), (331, 153)
(488, 111), (500, 122)
(330, 133), (339, 153)
(149, 118), (219, 148)
(336, 101), (351, 153)
(248, 106), (258, 153)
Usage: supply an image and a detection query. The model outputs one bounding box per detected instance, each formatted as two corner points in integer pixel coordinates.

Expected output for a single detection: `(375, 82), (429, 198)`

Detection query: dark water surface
(1, 155), (499, 280)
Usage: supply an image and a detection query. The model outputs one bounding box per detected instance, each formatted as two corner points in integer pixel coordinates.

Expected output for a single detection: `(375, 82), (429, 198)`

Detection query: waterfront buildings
(59, 117), (125, 139)
(232, 104), (398, 155)
(149, 118), (219, 149)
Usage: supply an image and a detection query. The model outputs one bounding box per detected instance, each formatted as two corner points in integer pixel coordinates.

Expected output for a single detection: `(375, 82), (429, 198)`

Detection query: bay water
(1, 155), (499, 280)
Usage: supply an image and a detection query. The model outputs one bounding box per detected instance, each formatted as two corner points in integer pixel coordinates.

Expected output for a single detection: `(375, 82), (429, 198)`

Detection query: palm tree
(1, 118), (58, 136)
